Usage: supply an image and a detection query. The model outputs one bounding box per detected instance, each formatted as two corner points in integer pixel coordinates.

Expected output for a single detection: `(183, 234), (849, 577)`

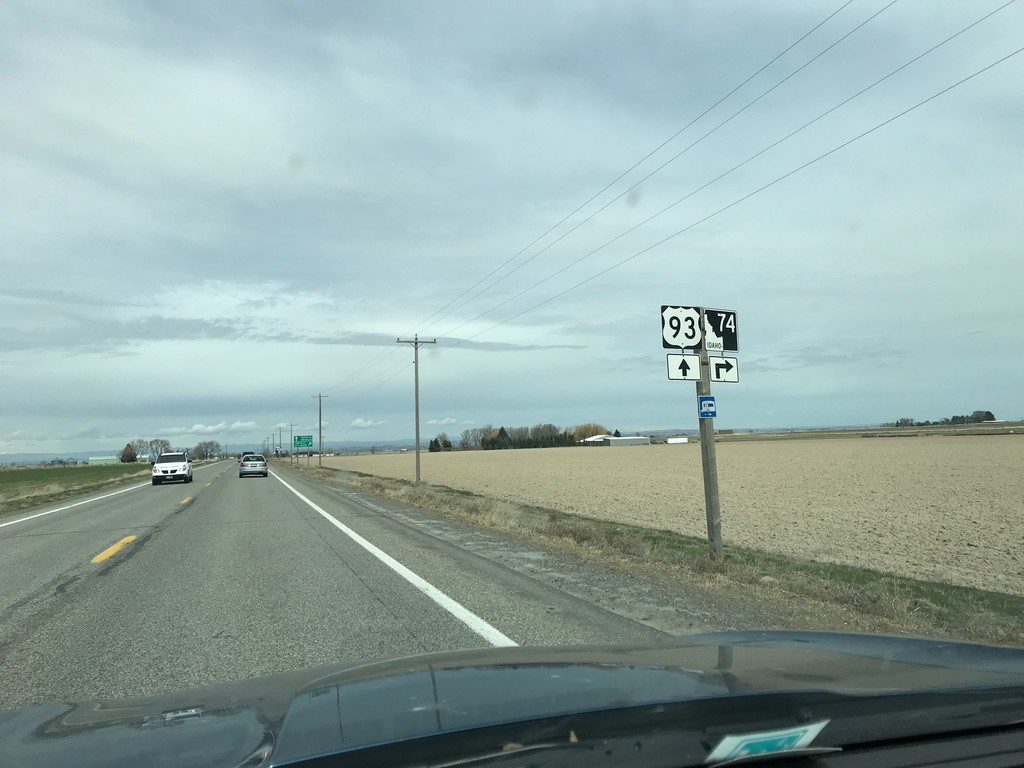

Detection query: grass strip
(0, 464), (152, 517)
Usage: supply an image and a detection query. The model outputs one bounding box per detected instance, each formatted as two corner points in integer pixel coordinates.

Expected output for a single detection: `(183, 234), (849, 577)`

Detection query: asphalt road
(0, 460), (670, 711)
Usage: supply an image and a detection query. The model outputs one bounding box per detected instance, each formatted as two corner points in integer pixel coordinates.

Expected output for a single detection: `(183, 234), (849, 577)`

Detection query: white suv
(152, 452), (193, 485)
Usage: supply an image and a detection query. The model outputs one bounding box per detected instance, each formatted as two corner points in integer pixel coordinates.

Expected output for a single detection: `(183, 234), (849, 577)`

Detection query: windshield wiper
(424, 738), (590, 768)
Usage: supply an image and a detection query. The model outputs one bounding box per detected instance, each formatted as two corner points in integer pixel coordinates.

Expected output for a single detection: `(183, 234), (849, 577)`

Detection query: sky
(2, 0), (1023, 456)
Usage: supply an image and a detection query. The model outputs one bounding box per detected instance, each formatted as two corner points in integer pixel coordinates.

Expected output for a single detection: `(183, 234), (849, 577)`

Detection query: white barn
(581, 434), (651, 446)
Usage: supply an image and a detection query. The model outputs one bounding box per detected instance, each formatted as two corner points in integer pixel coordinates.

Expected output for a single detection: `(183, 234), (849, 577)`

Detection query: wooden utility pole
(696, 312), (723, 560)
(396, 334), (436, 483)
(312, 394), (328, 467)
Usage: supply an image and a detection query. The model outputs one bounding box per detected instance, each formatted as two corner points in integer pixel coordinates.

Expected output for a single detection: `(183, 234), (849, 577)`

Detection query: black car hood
(2, 631), (1024, 768)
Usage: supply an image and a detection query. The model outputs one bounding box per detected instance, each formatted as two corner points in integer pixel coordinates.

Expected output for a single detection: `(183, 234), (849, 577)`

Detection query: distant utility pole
(287, 423), (296, 465)
(396, 334), (436, 483)
(312, 394), (328, 467)
(278, 426), (283, 458)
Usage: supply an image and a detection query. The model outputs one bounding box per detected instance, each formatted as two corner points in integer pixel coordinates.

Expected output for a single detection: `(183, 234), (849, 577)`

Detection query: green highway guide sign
(293, 435), (313, 448)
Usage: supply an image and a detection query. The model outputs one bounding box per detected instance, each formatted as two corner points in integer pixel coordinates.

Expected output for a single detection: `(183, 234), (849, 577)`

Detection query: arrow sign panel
(710, 356), (739, 383)
(666, 353), (700, 381)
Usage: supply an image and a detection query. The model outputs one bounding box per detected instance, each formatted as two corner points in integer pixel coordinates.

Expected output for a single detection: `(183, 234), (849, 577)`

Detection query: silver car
(239, 454), (269, 478)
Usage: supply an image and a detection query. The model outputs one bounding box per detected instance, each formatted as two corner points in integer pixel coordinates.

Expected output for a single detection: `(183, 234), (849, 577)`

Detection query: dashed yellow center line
(181, 497), (191, 504)
(91, 535), (137, 564)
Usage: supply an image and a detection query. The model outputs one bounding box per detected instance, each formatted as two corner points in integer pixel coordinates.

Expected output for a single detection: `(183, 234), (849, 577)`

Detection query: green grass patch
(338, 473), (1024, 646)
(0, 463), (151, 516)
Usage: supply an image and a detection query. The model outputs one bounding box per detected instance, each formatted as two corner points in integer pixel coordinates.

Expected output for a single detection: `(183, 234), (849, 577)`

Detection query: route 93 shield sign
(661, 305), (702, 350)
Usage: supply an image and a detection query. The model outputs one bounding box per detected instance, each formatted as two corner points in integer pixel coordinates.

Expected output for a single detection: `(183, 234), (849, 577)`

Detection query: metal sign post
(293, 435), (313, 467)
(661, 305), (738, 561)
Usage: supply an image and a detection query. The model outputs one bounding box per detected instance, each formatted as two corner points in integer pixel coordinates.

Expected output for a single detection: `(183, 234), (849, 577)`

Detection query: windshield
(155, 453), (186, 464)
(1, 2), (1022, 765)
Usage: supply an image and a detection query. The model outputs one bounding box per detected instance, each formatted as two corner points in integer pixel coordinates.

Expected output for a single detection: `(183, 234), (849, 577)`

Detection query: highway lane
(0, 461), (666, 710)
(0, 462), (224, 638)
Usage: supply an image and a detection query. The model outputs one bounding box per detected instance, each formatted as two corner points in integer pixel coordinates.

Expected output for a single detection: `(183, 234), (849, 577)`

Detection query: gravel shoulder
(294, 467), (964, 641)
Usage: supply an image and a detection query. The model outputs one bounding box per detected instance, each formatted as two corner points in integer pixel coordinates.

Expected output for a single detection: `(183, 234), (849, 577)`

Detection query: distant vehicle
(239, 454), (268, 478)
(239, 451), (255, 464)
(151, 452), (192, 485)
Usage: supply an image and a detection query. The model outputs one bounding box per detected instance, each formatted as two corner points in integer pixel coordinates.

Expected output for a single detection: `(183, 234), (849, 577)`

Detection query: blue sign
(698, 395), (717, 419)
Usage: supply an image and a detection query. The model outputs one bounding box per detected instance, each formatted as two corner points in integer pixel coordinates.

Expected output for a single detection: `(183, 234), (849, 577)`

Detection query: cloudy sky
(2, 0), (1022, 455)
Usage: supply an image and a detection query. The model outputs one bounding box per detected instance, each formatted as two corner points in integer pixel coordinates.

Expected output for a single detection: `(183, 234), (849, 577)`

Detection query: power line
(424, 1), (895, 337)
(440, 43), (1024, 352)
(431, 0), (1017, 344)
(321, 336), (403, 396)
(321, 4), (1015, 420)
(341, 355), (417, 411)
(407, 0), (862, 337)
(319, 1), (860, 403)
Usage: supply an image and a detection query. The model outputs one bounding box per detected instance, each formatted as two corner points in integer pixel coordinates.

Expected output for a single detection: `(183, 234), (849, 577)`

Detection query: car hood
(2, 631), (1024, 768)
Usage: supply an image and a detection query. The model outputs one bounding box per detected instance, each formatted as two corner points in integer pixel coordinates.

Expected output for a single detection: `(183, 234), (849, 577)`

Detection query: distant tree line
(428, 434), (454, 452)
(190, 440), (222, 460)
(124, 438), (171, 461)
(433, 422), (619, 451)
(887, 411), (995, 428)
(119, 438), (222, 462)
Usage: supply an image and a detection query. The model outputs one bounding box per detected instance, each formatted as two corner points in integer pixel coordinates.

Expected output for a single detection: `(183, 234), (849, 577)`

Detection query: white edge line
(272, 471), (518, 648)
(0, 482), (149, 529)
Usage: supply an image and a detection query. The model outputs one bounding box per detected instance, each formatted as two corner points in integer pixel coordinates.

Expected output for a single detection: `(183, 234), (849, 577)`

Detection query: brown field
(321, 435), (1024, 595)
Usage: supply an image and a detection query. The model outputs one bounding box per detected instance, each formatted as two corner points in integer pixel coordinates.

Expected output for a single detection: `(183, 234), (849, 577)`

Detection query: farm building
(86, 456), (119, 465)
(580, 434), (651, 447)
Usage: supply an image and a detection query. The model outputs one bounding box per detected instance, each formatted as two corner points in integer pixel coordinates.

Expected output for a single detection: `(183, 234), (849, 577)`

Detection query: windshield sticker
(705, 720), (829, 763)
